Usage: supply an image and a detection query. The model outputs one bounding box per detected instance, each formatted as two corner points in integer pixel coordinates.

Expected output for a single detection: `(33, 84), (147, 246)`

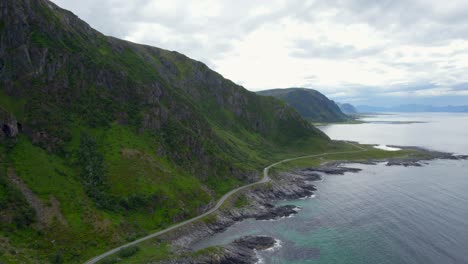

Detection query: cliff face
(0, 0), (327, 177)
(0, 0), (330, 262)
(258, 88), (349, 122)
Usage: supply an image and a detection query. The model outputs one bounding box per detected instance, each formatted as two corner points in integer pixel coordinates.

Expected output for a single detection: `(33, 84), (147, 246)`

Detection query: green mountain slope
(0, 0), (332, 262)
(338, 103), (358, 115)
(257, 88), (349, 122)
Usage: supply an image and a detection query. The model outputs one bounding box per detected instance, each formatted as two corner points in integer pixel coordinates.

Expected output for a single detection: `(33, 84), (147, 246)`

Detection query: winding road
(84, 143), (367, 264)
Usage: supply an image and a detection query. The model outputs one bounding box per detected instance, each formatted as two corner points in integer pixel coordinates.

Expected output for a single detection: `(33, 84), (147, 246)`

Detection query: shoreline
(151, 147), (467, 264)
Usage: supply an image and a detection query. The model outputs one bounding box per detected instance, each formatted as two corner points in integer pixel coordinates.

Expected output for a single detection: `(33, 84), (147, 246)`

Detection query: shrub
(118, 245), (140, 258)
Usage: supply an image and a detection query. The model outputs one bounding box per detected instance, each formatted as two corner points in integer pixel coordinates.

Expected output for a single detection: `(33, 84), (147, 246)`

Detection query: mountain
(338, 103), (358, 115)
(0, 0), (331, 262)
(257, 88), (349, 122)
(357, 104), (468, 113)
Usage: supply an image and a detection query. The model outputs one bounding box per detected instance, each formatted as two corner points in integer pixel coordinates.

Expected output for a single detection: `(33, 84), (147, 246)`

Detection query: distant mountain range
(357, 104), (468, 113)
(257, 88), (350, 122)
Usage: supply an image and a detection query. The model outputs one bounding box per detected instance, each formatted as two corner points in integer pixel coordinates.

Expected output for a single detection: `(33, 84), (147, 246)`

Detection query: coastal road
(84, 143), (367, 264)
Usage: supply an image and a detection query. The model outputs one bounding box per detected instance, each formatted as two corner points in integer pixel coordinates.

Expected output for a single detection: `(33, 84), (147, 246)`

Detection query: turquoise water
(193, 113), (468, 264)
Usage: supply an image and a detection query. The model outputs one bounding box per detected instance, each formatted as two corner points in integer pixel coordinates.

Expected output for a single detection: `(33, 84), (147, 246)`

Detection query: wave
(255, 238), (282, 264)
(299, 194), (316, 200)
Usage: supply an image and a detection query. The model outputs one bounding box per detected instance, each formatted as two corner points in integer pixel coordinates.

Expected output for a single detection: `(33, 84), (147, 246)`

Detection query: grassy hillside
(0, 0), (333, 262)
(258, 88), (349, 122)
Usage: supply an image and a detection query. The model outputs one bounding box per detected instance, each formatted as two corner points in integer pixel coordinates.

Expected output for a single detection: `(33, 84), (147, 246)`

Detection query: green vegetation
(98, 242), (172, 264)
(0, 89), (26, 120)
(233, 194), (250, 208)
(77, 133), (110, 209)
(117, 246), (140, 258)
(270, 144), (428, 176)
(30, 31), (56, 48)
(106, 142), (431, 264)
(0, 1), (429, 263)
(258, 88), (350, 123)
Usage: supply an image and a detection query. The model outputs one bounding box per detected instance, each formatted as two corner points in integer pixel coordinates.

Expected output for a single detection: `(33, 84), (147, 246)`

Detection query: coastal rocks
(444, 155), (468, 160)
(386, 160), (422, 167)
(211, 236), (277, 264)
(255, 205), (300, 221)
(296, 170), (322, 181)
(252, 175), (317, 201)
(304, 166), (362, 175)
(158, 236), (277, 264)
(162, 147), (468, 264)
(232, 236), (276, 251)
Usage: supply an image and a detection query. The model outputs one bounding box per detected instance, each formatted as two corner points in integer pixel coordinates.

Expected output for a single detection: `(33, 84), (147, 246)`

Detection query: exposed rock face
(386, 160), (423, 167)
(7, 168), (67, 227)
(158, 236), (277, 264)
(232, 236), (276, 250)
(1, 121), (18, 137)
(305, 166), (362, 175)
(255, 205), (300, 221)
(0, 110), (19, 138)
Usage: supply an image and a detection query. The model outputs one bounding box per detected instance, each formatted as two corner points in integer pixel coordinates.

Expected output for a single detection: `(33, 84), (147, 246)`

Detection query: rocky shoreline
(156, 148), (468, 264)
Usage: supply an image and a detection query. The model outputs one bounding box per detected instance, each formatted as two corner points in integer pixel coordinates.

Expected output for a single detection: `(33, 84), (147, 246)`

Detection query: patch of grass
(117, 246), (139, 258)
(202, 214), (218, 225)
(0, 89), (26, 120)
(270, 144), (426, 175)
(98, 241), (171, 264)
(188, 246), (224, 258)
(233, 194), (250, 208)
(30, 31), (56, 48)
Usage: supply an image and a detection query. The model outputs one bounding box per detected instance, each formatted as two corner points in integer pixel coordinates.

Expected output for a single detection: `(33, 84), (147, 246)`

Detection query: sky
(51, 0), (468, 106)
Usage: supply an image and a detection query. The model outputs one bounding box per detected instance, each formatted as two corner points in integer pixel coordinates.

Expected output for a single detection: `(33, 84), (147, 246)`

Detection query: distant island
(357, 104), (468, 113)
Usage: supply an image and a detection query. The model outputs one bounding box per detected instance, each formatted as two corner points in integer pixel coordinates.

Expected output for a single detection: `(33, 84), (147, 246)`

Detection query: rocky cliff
(0, 0), (331, 262)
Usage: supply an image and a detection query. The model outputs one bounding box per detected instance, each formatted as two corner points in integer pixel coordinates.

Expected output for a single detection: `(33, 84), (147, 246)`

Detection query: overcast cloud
(51, 0), (468, 106)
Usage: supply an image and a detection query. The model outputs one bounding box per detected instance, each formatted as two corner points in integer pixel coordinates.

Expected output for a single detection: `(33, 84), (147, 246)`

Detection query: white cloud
(51, 0), (468, 105)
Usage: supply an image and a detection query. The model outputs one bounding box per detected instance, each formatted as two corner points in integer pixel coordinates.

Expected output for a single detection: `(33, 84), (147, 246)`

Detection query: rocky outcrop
(304, 166), (362, 175)
(158, 236), (277, 264)
(0, 110), (20, 138)
(7, 168), (67, 227)
(255, 205), (300, 221)
(386, 160), (423, 167)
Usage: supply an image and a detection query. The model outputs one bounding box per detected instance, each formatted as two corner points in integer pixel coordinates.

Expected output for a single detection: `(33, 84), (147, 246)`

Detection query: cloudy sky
(51, 0), (468, 106)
